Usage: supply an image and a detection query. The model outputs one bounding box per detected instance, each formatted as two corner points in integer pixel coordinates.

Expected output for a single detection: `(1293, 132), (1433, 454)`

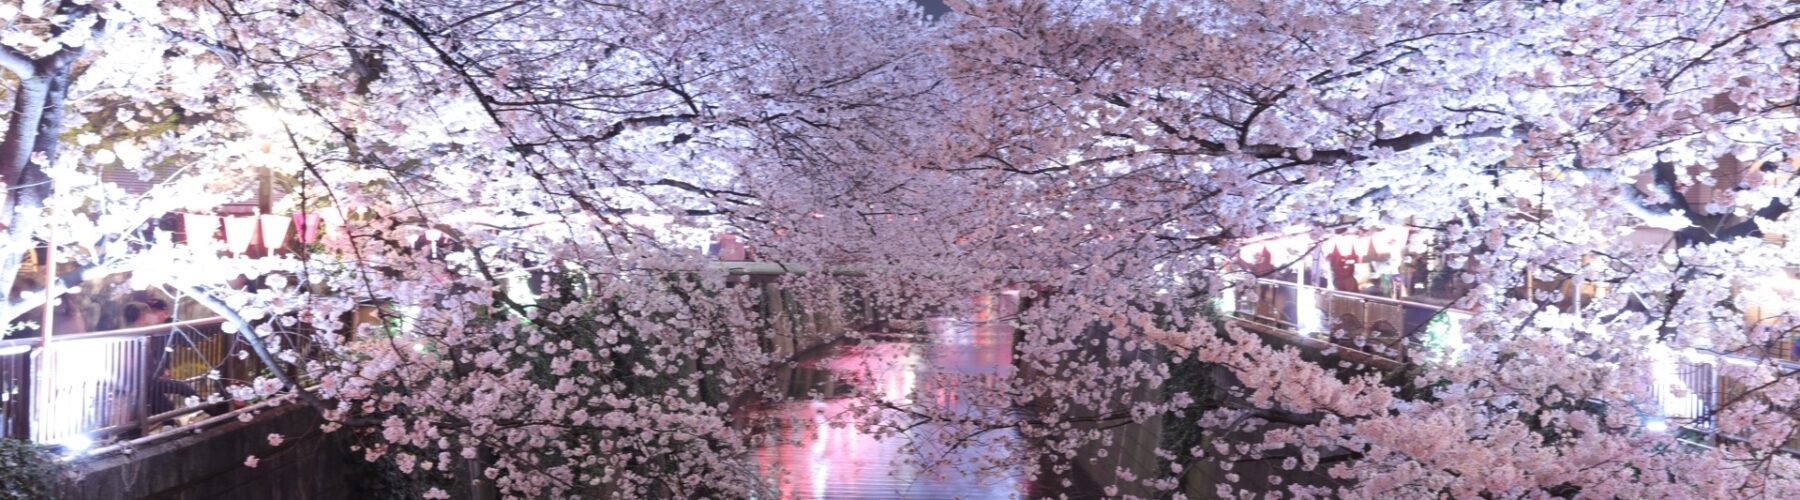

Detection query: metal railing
(0, 316), (267, 446)
(1234, 279), (1463, 355)
(1232, 277), (1800, 451)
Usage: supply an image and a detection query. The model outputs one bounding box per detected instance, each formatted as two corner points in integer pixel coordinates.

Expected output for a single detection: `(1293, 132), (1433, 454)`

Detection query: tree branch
(184, 286), (330, 411)
(0, 46), (33, 78)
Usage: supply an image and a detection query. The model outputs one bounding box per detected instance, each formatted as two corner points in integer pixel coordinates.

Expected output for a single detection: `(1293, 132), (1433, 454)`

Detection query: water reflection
(751, 307), (1029, 499)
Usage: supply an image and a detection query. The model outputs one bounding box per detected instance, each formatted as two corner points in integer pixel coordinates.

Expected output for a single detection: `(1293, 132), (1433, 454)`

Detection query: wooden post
(257, 165), (274, 215)
(139, 336), (154, 437)
(34, 232), (54, 442)
(764, 283), (791, 358)
(14, 348), (31, 440)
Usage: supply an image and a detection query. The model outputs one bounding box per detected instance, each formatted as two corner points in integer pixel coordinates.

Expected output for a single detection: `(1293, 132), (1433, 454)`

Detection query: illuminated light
(1297, 287), (1321, 335)
(1645, 419), (1669, 433)
(223, 217), (259, 255)
(397, 304), (422, 335)
(1650, 344), (1700, 419)
(260, 215), (292, 252)
(810, 457), (829, 500)
(1261, 238), (1289, 260)
(240, 103), (291, 138)
(181, 213), (222, 245)
(1373, 227), (1409, 255)
(1238, 242), (1264, 262)
(1424, 311), (1470, 363)
(0, 345), (29, 356)
(505, 272), (538, 308)
(1745, 276), (1800, 314)
(56, 434), (93, 455)
(1217, 286), (1237, 315)
(421, 229), (446, 258)
(810, 411), (829, 457)
(34, 339), (132, 445)
(318, 209), (347, 241)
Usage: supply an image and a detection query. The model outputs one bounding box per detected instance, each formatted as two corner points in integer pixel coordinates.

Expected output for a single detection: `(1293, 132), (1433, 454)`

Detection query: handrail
(77, 389), (306, 460)
(0, 313), (251, 445)
(0, 316), (228, 349)
(714, 261), (869, 277)
(1251, 277), (1476, 315)
(1248, 278), (1800, 368)
(1234, 278), (1800, 452)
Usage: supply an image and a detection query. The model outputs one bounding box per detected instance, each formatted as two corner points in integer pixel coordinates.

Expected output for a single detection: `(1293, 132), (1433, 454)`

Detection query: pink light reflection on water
(753, 294), (1027, 499)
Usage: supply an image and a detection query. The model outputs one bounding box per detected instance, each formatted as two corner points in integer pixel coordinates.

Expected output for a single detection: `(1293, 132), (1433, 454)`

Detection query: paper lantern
(422, 228), (446, 257)
(717, 233), (745, 261)
(261, 214), (292, 252)
(1373, 228), (1408, 255)
(1238, 242), (1264, 262)
(294, 213), (321, 244)
(318, 209), (347, 241)
(182, 214), (222, 245)
(223, 216), (259, 254)
(1265, 237), (1297, 260)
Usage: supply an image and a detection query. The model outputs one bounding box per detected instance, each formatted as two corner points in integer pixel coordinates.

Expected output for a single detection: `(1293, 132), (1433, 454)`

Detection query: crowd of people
(5, 267), (225, 437)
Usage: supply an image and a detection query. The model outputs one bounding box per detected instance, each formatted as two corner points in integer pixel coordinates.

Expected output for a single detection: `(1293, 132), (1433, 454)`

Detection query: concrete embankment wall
(65, 403), (351, 500)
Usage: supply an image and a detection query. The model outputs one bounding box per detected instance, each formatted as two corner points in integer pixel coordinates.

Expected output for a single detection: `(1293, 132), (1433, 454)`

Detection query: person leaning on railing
(123, 299), (212, 434)
(145, 361), (198, 423)
(122, 299), (171, 328)
(50, 294), (90, 335)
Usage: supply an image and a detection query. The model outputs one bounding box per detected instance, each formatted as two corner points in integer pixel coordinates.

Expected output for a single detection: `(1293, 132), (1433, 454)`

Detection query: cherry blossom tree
(902, 0), (1800, 497)
(3, 0), (944, 496)
(12, 0), (1800, 498)
(189, 0), (951, 497)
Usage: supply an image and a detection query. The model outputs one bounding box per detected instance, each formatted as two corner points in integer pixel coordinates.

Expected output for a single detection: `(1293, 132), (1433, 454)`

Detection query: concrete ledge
(65, 403), (350, 500)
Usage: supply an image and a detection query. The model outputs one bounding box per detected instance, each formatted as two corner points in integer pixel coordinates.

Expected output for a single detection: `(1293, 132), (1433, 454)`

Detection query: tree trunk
(0, 63), (76, 325)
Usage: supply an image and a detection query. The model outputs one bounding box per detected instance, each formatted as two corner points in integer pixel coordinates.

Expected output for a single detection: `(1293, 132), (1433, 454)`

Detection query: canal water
(749, 316), (1031, 499)
(743, 293), (1345, 499)
(743, 289), (1124, 499)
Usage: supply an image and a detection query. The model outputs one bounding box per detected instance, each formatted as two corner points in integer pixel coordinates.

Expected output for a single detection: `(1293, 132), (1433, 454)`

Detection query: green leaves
(0, 439), (67, 500)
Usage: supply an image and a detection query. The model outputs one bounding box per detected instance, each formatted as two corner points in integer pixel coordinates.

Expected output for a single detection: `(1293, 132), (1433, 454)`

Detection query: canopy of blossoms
(2, 0), (1799, 498)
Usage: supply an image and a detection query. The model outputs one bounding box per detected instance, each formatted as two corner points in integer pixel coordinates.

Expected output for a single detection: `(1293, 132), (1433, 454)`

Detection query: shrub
(0, 439), (68, 500)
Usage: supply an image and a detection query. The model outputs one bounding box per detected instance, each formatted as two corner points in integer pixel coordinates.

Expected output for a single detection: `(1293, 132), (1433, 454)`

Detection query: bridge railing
(0, 316), (267, 449)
